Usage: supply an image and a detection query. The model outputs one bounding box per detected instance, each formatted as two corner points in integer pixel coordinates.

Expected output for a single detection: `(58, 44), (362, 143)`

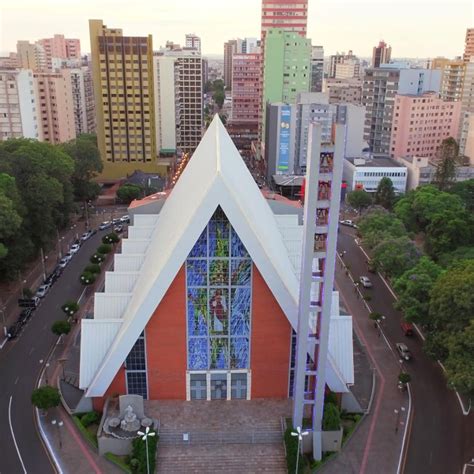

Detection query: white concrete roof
(80, 115), (353, 396)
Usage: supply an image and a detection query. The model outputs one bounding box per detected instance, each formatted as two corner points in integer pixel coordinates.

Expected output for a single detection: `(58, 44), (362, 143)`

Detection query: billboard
(277, 106), (291, 172)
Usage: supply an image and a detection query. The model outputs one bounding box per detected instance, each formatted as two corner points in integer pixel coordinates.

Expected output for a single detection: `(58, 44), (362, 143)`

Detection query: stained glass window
(186, 207), (252, 371)
(126, 332), (148, 399)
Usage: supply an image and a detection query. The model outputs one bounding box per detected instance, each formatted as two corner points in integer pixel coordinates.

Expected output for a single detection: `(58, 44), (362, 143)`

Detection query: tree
(449, 178), (474, 212)
(213, 89), (225, 109)
(433, 137), (461, 191)
(437, 246), (474, 268)
(347, 189), (372, 213)
(394, 257), (444, 325)
(374, 177), (396, 210)
(444, 321), (474, 397)
(357, 209), (407, 249)
(62, 134), (103, 201)
(116, 184), (142, 204)
(322, 403), (341, 431)
(51, 320), (71, 336)
(31, 386), (61, 410)
(373, 236), (421, 279)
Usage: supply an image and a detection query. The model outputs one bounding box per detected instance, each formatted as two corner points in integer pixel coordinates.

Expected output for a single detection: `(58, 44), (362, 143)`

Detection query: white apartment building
(0, 69), (41, 140)
(69, 66), (96, 135)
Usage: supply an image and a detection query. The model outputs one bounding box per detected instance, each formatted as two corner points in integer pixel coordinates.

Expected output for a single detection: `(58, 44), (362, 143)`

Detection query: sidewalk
(321, 257), (410, 474)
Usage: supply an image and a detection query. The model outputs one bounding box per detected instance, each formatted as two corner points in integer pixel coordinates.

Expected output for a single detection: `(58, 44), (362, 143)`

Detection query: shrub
(325, 391), (338, 405)
(31, 386), (61, 410)
(103, 232), (119, 244)
(97, 244), (112, 254)
(129, 430), (159, 474)
(81, 411), (100, 427)
(369, 311), (383, 322)
(23, 288), (34, 299)
(90, 253), (105, 264)
(72, 415), (98, 448)
(84, 264), (101, 275)
(62, 300), (79, 315)
(322, 402), (341, 431)
(80, 272), (96, 285)
(363, 295), (372, 301)
(398, 372), (411, 384)
(51, 320), (71, 336)
(284, 427), (306, 473)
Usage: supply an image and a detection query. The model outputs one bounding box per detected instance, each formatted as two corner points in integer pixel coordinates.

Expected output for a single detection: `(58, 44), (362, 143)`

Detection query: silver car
(359, 276), (373, 288)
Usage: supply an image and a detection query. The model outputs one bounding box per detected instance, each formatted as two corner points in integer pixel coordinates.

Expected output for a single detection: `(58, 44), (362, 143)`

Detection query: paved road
(0, 231), (106, 474)
(337, 226), (474, 474)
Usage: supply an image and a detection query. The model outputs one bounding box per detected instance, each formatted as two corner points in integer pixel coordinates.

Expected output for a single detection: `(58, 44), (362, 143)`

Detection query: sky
(1, 0), (473, 58)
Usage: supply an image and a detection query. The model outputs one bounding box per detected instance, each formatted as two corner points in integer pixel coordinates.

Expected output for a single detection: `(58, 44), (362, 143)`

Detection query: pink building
(391, 92), (461, 160)
(231, 53), (261, 124)
(34, 70), (76, 144)
(37, 34), (81, 70)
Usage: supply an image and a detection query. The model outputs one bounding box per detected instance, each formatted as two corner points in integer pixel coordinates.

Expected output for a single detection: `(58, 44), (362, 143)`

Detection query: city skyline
(1, 0), (473, 58)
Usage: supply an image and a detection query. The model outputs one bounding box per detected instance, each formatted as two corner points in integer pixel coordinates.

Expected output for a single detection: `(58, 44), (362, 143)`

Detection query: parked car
(35, 283), (51, 298)
(18, 296), (40, 309)
(359, 276), (373, 288)
(58, 254), (72, 268)
(69, 243), (81, 255)
(120, 215), (130, 224)
(99, 221), (112, 230)
(18, 308), (33, 325)
(112, 217), (122, 225)
(7, 321), (22, 339)
(81, 230), (93, 241)
(45, 266), (62, 285)
(340, 219), (354, 227)
(114, 224), (124, 233)
(396, 342), (412, 361)
(401, 321), (414, 336)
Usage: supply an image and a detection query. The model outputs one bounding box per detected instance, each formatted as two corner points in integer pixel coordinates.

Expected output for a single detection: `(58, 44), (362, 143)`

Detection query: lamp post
(51, 419), (64, 448)
(137, 426), (156, 474)
(290, 426), (309, 473)
(40, 248), (48, 282)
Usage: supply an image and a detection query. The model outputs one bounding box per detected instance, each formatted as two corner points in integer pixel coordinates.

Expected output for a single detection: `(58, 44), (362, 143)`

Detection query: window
(125, 332), (147, 399)
(190, 374), (207, 400)
(210, 373), (227, 400)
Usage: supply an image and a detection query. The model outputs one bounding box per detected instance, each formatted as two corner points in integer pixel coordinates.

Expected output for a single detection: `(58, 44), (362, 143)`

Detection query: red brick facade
(93, 264), (291, 403)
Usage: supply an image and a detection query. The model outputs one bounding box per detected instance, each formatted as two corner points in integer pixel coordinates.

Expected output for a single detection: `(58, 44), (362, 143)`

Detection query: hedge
(97, 244), (112, 254)
(103, 232), (120, 244)
(80, 272), (96, 285)
(90, 253), (105, 264)
(81, 411), (100, 427)
(128, 430), (159, 474)
(84, 263), (101, 275)
(322, 402), (341, 431)
(72, 415), (98, 448)
(284, 427), (307, 473)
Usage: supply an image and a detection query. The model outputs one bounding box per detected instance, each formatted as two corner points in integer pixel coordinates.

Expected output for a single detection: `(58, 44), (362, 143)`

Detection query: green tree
(374, 177), (396, 210)
(31, 386), (61, 410)
(433, 137), (461, 191)
(444, 320), (474, 397)
(213, 89), (225, 109)
(116, 184), (142, 204)
(437, 246), (474, 268)
(322, 403), (341, 431)
(347, 189), (372, 213)
(357, 209), (407, 249)
(449, 178), (474, 212)
(394, 257), (444, 325)
(373, 236), (420, 278)
(62, 134), (103, 201)
(51, 320), (72, 336)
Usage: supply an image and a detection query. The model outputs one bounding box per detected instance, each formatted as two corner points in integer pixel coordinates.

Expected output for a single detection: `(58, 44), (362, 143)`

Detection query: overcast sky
(1, 0), (472, 58)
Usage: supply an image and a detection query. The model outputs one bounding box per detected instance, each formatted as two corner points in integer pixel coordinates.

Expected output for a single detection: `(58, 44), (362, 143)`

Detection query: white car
(70, 243), (80, 255)
(58, 254), (72, 268)
(120, 215), (130, 224)
(99, 221), (112, 230)
(35, 284), (51, 298)
(359, 276), (373, 288)
(81, 230), (93, 241)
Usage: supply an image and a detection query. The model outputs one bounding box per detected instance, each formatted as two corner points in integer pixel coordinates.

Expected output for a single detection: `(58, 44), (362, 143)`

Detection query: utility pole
(40, 248), (47, 282)
(56, 228), (63, 259)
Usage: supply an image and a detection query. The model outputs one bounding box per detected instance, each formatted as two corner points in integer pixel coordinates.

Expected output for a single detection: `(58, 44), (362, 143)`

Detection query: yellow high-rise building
(89, 20), (162, 180)
(431, 57), (465, 102)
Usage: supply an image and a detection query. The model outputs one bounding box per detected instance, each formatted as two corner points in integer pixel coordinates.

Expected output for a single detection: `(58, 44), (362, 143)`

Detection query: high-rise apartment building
(463, 28), (474, 62)
(16, 41), (46, 71)
(70, 67), (96, 135)
(34, 70), (76, 144)
(261, 0), (308, 37)
(362, 65), (441, 155)
(310, 46), (324, 93)
(431, 57), (465, 102)
(0, 69), (41, 140)
(224, 39), (242, 89)
(37, 34), (81, 70)
(0, 53), (19, 69)
(231, 53), (261, 124)
(329, 51), (358, 79)
(390, 92), (461, 160)
(261, 29), (311, 143)
(185, 33), (201, 52)
(242, 38), (260, 54)
(372, 40), (392, 68)
(459, 59), (474, 154)
(153, 46), (203, 155)
(89, 19), (157, 179)
(326, 78), (363, 105)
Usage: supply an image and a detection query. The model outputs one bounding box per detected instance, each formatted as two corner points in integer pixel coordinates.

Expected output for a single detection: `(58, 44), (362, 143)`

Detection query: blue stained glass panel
(187, 260), (207, 286)
(231, 259), (251, 286)
(230, 288), (250, 336)
(231, 228), (249, 257)
(230, 337), (249, 369)
(189, 230), (207, 257)
(187, 288), (208, 336)
(188, 338), (208, 370)
(210, 338), (229, 369)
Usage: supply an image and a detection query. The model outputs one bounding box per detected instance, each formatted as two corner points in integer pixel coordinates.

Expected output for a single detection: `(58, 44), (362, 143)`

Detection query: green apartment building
(261, 29), (311, 143)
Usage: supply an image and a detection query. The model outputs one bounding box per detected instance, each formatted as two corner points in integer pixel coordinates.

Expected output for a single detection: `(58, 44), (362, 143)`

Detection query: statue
(120, 404), (140, 432)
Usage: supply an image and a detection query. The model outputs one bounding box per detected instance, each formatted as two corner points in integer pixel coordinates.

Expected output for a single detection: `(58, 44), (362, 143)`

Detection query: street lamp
(290, 426), (309, 474)
(394, 407), (406, 433)
(51, 419), (64, 448)
(137, 426), (156, 474)
(40, 248), (48, 282)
